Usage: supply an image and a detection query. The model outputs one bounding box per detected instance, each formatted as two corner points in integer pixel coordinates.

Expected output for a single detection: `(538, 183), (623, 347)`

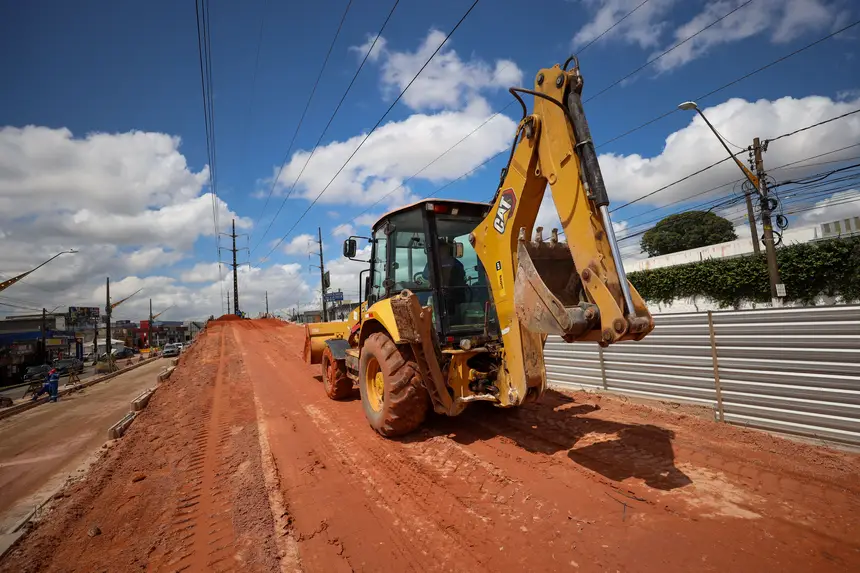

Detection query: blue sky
(1, 0), (858, 319)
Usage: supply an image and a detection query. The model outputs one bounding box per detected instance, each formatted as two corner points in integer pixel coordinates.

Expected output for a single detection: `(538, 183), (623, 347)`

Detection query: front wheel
(358, 333), (428, 437)
(321, 346), (353, 400)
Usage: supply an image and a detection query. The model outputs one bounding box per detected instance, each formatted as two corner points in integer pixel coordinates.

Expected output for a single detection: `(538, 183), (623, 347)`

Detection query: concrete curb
(157, 366), (176, 383)
(108, 412), (137, 439)
(0, 357), (160, 422)
(131, 388), (157, 412)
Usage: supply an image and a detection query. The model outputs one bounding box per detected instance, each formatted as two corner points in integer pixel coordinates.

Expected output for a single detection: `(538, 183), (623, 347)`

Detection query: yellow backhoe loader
(304, 57), (654, 436)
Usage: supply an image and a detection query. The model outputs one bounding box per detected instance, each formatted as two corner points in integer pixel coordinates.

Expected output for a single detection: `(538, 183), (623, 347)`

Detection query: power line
(239, 0), (269, 187)
(574, 0), (654, 55)
(195, 0), (224, 314)
(596, 17), (860, 149)
(252, 0), (401, 253)
(584, 0), (756, 104)
(322, 0), (656, 244)
(765, 108), (860, 145)
(261, 0), (483, 261)
(252, 0), (354, 243)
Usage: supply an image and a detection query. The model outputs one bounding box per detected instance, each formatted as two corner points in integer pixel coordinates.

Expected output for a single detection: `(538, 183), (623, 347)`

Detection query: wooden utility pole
(105, 277), (112, 360)
(752, 138), (784, 302)
(317, 227), (328, 322)
(743, 189), (760, 255)
(265, 291), (269, 317)
(41, 307), (47, 364)
(148, 299), (153, 349)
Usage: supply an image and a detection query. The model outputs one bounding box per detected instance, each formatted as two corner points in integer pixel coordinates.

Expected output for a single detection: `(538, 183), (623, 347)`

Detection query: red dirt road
(3, 319), (859, 572)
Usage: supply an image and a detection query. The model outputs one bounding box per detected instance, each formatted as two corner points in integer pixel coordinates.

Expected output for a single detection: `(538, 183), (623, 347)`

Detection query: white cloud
(180, 262), (223, 283)
(283, 233), (315, 255)
(274, 97), (515, 207)
(572, 0), (677, 50)
(350, 35), (388, 63)
(332, 223), (354, 238)
(800, 189), (860, 224)
(598, 96), (860, 208)
(0, 125), (265, 320)
(651, 0), (842, 72)
(361, 29), (524, 111)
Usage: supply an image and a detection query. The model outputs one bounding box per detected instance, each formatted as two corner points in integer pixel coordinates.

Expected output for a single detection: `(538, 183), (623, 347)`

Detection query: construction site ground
(1, 318), (858, 572)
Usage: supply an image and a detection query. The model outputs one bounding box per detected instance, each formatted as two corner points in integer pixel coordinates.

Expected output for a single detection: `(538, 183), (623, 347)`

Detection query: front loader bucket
(303, 321), (351, 365)
(513, 227), (599, 341)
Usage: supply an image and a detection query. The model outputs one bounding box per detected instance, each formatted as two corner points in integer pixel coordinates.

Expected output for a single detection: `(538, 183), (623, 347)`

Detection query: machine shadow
(412, 389), (692, 491)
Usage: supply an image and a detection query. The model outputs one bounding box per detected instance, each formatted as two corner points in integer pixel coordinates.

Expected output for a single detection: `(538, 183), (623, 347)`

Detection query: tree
(640, 211), (737, 257)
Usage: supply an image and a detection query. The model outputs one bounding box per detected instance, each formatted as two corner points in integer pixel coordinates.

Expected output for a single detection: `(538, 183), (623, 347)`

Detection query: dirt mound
(213, 313), (242, 322)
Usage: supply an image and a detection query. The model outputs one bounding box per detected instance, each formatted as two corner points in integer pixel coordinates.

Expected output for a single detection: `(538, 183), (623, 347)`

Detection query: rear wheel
(321, 346), (352, 400)
(358, 332), (428, 437)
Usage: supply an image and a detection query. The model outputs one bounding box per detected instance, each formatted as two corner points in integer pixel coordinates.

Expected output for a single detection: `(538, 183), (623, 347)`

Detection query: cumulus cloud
(598, 95), (860, 208)
(572, 0), (677, 50)
(282, 233), (315, 256)
(359, 29), (524, 111)
(651, 0), (844, 72)
(800, 189), (860, 224)
(273, 97), (515, 207)
(571, 0), (845, 72)
(0, 125), (263, 320)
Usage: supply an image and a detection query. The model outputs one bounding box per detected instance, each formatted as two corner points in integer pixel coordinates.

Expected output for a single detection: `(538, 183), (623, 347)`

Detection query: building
(0, 312), (80, 385)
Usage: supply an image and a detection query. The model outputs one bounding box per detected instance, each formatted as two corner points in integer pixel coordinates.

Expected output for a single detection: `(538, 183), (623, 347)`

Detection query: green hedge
(627, 236), (860, 308)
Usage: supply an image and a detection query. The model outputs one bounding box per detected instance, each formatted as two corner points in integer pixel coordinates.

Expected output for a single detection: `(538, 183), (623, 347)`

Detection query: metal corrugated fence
(545, 305), (860, 445)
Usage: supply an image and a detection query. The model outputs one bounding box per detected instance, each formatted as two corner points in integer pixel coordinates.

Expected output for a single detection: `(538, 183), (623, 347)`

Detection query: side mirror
(343, 238), (357, 259)
(453, 241), (464, 258)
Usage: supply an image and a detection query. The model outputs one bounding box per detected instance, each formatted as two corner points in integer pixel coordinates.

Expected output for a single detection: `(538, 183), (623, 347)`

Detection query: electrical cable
(252, 0), (401, 253)
(595, 18), (860, 149)
(261, 0), (483, 261)
(584, 0), (756, 104)
(252, 0), (354, 242)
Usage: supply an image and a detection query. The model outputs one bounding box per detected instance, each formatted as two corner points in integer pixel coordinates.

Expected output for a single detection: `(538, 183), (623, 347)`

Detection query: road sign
(324, 291), (344, 303)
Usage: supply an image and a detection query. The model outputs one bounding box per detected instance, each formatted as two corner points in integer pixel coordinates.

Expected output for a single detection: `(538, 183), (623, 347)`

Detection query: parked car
(22, 364), (51, 382)
(162, 343), (180, 357)
(53, 358), (84, 376)
(114, 347), (134, 359)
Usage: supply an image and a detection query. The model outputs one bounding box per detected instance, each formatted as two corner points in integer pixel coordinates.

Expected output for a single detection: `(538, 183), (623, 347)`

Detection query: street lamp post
(0, 250), (78, 294)
(679, 101), (783, 302)
(678, 102), (761, 254)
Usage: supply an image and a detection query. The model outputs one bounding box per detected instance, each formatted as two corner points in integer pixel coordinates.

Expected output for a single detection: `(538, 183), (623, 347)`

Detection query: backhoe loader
(303, 57), (654, 436)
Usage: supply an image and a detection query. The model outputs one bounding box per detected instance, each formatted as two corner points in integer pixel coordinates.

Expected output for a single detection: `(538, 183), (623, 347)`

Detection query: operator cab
(343, 199), (499, 341)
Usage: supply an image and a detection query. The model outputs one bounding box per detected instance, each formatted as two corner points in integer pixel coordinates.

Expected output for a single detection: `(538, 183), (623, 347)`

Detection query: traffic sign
(324, 291), (344, 303)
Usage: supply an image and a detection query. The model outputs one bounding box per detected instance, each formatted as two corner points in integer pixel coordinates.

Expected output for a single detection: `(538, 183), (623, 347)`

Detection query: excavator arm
(472, 59), (654, 405)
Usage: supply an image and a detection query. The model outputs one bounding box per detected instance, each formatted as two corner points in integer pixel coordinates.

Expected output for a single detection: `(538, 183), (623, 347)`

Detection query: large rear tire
(321, 346), (353, 400)
(358, 332), (428, 437)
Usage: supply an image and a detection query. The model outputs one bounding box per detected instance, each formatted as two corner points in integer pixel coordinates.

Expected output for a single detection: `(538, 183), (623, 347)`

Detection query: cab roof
(373, 198), (491, 230)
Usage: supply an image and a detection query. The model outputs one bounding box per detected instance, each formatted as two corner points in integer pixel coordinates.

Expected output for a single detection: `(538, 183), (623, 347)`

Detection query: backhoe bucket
(302, 321), (351, 365)
(513, 227), (599, 340)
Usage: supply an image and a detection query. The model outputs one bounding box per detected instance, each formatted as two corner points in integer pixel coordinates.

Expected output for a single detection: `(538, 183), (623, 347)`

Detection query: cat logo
(493, 188), (516, 234)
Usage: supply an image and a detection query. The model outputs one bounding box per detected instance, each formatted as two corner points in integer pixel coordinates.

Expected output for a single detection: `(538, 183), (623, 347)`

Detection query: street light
(0, 249), (78, 294)
(678, 101), (761, 255)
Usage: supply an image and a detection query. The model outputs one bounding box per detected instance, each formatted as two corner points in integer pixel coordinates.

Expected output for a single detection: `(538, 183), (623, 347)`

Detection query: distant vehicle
(132, 347), (141, 355)
(22, 364), (51, 382)
(176, 343), (185, 352)
(162, 344), (180, 357)
(53, 358), (84, 376)
(114, 347), (134, 359)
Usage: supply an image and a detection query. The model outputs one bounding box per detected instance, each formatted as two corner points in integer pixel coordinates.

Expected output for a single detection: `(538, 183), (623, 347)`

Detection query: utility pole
(265, 291), (269, 317)
(752, 137), (784, 303)
(148, 299), (153, 349)
(219, 219), (248, 316)
(41, 307), (47, 364)
(227, 291), (232, 315)
(742, 186), (761, 255)
(105, 277), (112, 361)
(311, 227), (329, 322)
